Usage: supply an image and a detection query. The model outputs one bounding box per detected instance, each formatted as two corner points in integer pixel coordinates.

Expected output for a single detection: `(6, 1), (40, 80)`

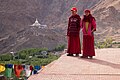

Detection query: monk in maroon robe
(81, 9), (96, 59)
(67, 7), (81, 56)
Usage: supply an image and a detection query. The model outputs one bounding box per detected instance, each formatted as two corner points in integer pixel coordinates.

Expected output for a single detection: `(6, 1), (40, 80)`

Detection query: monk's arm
(67, 18), (70, 36)
(77, 17), (81, 31)
(91, 18), (96, 32)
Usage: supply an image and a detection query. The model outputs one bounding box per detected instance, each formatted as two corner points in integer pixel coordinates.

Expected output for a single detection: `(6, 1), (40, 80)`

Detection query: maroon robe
(82, 14), (96, 57)
(67, 14), (81, 54)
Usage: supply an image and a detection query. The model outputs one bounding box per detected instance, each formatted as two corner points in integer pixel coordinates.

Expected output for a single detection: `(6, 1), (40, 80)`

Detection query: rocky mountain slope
(0, 0), (100, 53)
(92, 0), (120, 41)
(0, 0), (120, 54)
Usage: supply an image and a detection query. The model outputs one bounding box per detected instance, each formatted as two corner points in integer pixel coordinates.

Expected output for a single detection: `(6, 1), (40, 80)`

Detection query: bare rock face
(92, 0), (120, 41)
(1, 0), (120, 54)
(0, 0), (100, 53)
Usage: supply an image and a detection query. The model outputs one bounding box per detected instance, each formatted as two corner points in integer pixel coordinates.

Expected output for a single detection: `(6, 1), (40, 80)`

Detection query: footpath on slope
(28, 48), (120, 80)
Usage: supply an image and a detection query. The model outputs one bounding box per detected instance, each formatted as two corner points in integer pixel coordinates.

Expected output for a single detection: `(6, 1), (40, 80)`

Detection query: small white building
(30, 18), (41, 27)
(30, 18), (47, 29)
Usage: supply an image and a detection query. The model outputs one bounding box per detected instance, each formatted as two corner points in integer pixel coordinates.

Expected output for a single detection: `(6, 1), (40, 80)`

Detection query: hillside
(92, 0), (120, 41)
(0, 0), (100, 53)
(1, 0), (120, 54)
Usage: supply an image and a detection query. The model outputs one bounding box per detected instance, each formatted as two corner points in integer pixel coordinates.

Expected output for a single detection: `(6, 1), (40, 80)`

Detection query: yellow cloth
(0, 65), (5, 73)
(85, 22), (89, 32)
(42, 66), (45, 69)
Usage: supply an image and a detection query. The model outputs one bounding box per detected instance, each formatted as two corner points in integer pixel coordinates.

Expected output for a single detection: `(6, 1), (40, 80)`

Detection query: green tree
(54, 44), (65, 51)
(0, 54), (13, 61)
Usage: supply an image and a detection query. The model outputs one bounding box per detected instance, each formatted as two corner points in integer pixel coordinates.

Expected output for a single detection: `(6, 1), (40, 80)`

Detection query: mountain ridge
(0, 0), (120, 54)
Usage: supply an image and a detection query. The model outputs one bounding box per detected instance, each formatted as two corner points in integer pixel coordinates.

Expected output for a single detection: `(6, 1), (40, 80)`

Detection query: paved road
(28, 48), (120, 80)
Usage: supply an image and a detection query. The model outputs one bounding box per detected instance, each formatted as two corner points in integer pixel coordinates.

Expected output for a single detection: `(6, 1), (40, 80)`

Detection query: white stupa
(30, 18), (47, 29)
(30, 18), (41, 27)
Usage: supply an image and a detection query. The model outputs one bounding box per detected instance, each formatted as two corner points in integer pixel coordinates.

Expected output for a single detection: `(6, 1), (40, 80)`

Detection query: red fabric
(67, 35), (81, 54)
(83, 35), (95, 56)
(30, 66), (33, 71)
(67, 14), (81, 36)
(14, 65), (23, 78)
(82, 15), (96, 36)
(84, 9), (91, 13)
(82, 14), (95, 23)
(71, 7), (77, 12)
